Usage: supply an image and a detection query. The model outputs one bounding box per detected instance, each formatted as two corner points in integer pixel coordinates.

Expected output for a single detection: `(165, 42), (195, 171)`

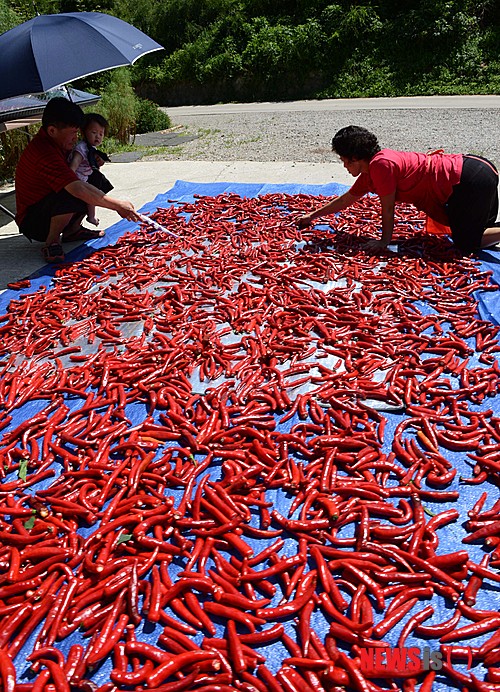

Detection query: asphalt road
(165, 94), (500, 115)
(159, 95), (500, 166)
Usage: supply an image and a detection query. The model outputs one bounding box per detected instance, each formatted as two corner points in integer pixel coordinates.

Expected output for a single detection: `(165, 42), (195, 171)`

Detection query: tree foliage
(2, 0), (500, 103)
(133, 0), (500, 102)
(0, 0), (19, 32)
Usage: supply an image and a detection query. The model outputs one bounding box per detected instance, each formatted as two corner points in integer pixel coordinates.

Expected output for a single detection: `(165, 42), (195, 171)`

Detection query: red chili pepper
(111, 659), (155, 686)
(86, 596), (129, 665)
(63, 643), (84, 681)
(342, 563), (385, 611)
(34, 658), (70, 692)
(256, 570), (317, 620)
(335, 650), (372, 692)
(184, 591), (217, 636)
(0, 649), (16, 692)
(255, 664), (286, 692)
(467, 559), (500, 585)
(464, 554), (490, 606)
(203, 601), (265, 631)
(440, 615), (500, 643)
(415, 605), (462, 637)
(146, 650), (220, 687)
(30, 669), (51, 692)
(309, 545), (348, 610)
(372, 596), (420, 638)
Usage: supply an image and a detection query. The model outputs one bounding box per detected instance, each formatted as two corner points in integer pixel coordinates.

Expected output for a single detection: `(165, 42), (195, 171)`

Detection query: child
(69, 113), (113, 227)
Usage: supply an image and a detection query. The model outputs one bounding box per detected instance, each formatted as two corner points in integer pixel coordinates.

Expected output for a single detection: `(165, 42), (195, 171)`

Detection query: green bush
(131, 0), (500, 103)
(241, 18), (324, 81)
(94, 69), (137, 144)
(3, 0), (500, 118)
(135, 98), (172, 133)
(0, 127), (38, 181)
(0, 0), (18, 33)
(320, 55), (396, 99)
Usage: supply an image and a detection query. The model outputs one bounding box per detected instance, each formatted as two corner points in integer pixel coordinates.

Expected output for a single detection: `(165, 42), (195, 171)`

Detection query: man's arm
(65, 180), (141, 221)
(297, 191), (363, 229)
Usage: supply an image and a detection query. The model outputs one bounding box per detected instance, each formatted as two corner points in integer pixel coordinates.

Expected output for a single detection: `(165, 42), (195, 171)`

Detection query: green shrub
(241, 18), (325, 82)
(135, 98), (172, 133)
(94, 69), (137, 144)
(0, 123), (41, 182)
(0, 0), (18, 33)
(132, 0), (500, 103)
(320, 56), (396, 99)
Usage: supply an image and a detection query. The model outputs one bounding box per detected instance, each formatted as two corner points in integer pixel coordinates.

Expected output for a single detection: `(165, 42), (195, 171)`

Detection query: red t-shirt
(15, 127), (79, 225)
(349, 149), (463, 224)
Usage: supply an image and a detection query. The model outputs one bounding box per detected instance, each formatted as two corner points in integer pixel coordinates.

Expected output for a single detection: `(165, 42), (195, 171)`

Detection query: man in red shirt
(298, 125), (500, 254)
(15, 97), (141, 262)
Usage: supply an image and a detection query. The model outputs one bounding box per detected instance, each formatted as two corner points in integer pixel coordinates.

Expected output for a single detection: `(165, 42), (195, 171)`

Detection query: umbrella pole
(64, 85), (74, 102)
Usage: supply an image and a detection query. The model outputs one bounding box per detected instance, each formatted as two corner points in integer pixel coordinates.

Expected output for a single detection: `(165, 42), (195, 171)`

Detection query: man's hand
(116, 200), (142, 223)
(297, 214), (314, 229)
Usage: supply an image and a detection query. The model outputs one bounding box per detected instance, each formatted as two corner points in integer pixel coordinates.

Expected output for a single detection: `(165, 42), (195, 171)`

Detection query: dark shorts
(19, 189), (87, 242)
(446, 155), (499, 252)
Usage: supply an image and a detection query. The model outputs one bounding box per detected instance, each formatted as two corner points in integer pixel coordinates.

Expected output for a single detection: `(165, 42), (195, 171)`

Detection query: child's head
(82, 113), (109, 147)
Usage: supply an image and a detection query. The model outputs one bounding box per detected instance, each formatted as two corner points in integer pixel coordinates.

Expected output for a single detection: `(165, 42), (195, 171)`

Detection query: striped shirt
(15, 128), (79, 226)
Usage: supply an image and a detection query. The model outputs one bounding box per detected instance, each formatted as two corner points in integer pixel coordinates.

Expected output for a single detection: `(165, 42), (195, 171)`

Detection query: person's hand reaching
(297, 214), (314, 229)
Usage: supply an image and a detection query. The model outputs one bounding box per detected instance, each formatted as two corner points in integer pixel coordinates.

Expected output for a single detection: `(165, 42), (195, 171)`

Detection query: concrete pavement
(0, 159), (352, 289)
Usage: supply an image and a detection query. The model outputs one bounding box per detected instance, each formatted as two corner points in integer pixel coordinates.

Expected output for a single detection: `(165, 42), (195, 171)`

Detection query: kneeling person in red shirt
(298, 125), (500, 254)
(15, 97), (141, 263)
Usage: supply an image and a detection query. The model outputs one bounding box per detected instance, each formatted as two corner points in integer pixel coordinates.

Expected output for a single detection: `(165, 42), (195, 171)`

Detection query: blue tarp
(2, 180), (500, 691)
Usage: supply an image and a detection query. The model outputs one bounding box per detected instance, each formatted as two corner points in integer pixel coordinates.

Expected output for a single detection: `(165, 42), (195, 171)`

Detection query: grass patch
(222, 133), (262, 148)
(141, 145), (186, 157)
(196, 128), (222, 137)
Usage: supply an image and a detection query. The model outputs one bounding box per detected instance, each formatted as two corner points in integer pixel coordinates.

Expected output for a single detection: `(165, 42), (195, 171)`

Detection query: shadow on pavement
(0, 190), (16, 228)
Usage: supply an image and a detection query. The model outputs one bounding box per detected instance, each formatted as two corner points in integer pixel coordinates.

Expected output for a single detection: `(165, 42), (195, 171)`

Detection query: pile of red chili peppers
(1, 191), (500, 692)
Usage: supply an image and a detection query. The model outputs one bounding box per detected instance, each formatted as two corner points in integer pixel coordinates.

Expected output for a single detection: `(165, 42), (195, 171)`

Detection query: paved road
(165, 95), (500, 116)
(159, 95), (500, 167)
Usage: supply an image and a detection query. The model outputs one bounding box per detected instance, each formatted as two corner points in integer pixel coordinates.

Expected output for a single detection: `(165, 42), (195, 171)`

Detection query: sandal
(64, 226), (105, 241)
(42, 243), (65, 263)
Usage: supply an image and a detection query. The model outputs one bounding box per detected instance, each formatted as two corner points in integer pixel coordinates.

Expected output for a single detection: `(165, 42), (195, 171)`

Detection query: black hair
(42, 97), (84, 130)
(331, 125), (381, 161)
(82, 112), (109, 135)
